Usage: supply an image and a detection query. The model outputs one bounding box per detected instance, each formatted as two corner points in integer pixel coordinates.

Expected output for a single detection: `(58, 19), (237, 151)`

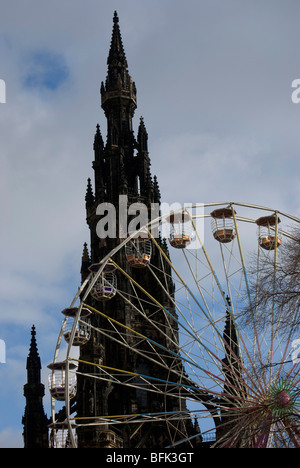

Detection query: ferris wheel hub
(276, 391), (292, 408)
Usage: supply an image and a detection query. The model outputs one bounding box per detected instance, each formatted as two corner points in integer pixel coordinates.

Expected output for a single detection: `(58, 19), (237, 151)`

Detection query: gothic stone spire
(23, 326), (48, 448)
(101, 11), (137, 149)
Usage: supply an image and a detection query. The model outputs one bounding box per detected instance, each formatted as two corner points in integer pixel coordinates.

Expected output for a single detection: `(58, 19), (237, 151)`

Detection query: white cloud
(0, 427), (23, 448)
(152, 131), (285, 210)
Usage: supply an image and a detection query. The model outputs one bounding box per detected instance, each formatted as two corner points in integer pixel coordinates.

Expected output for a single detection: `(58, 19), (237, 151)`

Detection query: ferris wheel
(48, 202), (300, 448)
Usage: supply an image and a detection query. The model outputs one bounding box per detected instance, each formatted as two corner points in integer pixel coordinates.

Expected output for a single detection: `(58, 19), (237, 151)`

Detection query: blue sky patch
(23, 49), (69, 92)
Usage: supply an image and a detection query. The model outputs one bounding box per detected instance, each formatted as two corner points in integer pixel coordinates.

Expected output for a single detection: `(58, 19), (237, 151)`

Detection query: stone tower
(76, 11), (198, 448)
(23, 326), (49, 448)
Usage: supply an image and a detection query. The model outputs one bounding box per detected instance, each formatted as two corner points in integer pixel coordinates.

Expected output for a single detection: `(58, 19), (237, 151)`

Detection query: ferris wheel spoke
(82, 303), (227, 391)
(72, 327), (255, 411)
(109, 263), (231, 371)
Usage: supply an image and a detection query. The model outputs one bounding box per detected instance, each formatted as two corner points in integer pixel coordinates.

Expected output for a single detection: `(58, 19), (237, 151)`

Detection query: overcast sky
(1, 0), (300, 447)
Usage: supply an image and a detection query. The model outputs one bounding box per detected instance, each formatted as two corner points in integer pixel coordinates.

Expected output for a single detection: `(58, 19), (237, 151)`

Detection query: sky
(1, 0), (300, 447)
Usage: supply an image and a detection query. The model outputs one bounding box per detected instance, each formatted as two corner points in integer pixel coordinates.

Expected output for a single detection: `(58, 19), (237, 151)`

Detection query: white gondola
(49, 422), (77, 448)
(62, 307), (91, 346)
(89, 262), (117, 301)
(125, 237), (152, 268)
(211, 207), (236, 243)
(167, 211), (193, 249)
(48, 362), (77, 401)
(256, 214), (281, 250)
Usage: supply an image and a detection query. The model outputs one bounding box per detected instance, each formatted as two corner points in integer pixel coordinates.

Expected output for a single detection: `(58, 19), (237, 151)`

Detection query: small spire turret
(81, 242), (91, 282)
(85, 178), (95, 207)
(94, 123), (104, 154)
(137, 116), (148, 153)
(153, 175), (161, 203)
